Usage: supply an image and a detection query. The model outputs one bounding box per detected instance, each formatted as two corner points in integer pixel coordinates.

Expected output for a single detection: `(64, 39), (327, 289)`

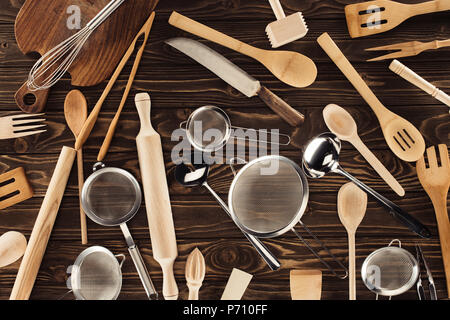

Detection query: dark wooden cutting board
(14, 0), (159, 113)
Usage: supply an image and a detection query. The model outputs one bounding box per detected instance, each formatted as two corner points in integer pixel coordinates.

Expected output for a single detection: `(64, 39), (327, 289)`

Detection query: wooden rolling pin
(390, 60), (450, 112)
(10, 146), (76, 300)
(135, 93), (179, 300)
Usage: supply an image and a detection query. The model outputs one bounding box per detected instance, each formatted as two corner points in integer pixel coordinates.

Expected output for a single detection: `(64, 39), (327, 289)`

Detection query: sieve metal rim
(81, 165), (142, 226)
(361, 246), (419, 297)
(69, 246), (123, 301)
(227, 155), (309, 238)
(185, 105), (232, 153)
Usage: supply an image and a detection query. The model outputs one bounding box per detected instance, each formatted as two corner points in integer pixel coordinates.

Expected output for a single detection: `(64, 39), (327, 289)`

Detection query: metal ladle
(302, 133), (431, 239)
(174, 155), (281, 271)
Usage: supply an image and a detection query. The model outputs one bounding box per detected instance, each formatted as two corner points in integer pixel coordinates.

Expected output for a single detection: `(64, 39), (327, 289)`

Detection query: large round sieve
(81, 162), (158, 300)
(67, 246), (125, 300)
(227, 155), (348, 279)
(361, 239), (419, 299)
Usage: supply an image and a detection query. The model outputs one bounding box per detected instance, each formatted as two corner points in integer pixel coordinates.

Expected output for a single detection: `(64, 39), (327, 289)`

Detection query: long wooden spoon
(64, 90), (88, 244)
(168, 11), (317, 88)
(338, 182), (367, 300)
(185, 248), (205, 300)
(324, 104), (405, 197)
(0, 231), (27, 268)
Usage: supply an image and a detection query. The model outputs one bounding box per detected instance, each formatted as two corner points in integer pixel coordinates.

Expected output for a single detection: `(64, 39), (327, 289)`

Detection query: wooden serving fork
(366, 39), (450, 61)
(416, 144), (450, 297)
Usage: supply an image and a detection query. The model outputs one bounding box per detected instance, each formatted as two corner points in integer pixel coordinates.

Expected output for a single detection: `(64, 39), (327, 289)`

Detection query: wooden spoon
(64, 90), (88, 245)
(338, 182), (367, 300)
(169, 11), (317, 88)
(185, 248), (206, 300)
(323, 104), (405, 197)
(0, 231), (27, 268)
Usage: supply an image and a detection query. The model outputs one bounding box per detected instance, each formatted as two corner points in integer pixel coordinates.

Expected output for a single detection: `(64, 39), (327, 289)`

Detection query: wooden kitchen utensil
(221, 268), (253, 300)
(10, 146), (76, 300)
(345, 0), (450, 38)
(266, 0), (308, 48)
(338, 182), (368, 300)
(0, 167), (33, 210)
(366, 39), (450, 61)
(317, 33), (425, 162)
(168, 11), (317, 88)
(64, 90), (88, 244)
(14, 0), (159, 113)
(0, 232), (27, 268)
(0, 113), (46, 140)
(75, 12), (155, 151)
(135, 93), (179, 300)
(290, 270), (322, 300)
(390, 60), (450, 113)
(416, 144), (450, 297)
(323, 104), (405, 196)
(185, 248), (206, 300)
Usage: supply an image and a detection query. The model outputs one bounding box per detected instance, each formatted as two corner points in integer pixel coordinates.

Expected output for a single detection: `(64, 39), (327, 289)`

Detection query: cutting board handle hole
(23, 93), (36, 106)
(0, 178), (15, 188)
(0, 190), (20, 202)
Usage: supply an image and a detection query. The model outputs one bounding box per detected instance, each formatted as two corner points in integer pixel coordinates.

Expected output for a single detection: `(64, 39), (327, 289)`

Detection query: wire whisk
(27, 0), (127, 91)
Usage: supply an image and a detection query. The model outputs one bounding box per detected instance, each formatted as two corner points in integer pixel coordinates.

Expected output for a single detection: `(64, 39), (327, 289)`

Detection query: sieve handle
(203, 183), (281, 271)
(128, 245), (159, 300)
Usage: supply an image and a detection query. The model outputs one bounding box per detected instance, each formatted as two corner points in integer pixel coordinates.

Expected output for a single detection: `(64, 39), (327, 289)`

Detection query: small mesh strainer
(66, 246), (125, 300)
(361, 239), (419, 299)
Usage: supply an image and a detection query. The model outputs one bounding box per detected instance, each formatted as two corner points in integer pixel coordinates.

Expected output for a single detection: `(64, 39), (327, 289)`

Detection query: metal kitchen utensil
(174, 153), (281, 271)
(362, 239), (419, 299)
(0, 113), (46, 140)
(227, 155), (348, 279)
(415, 244), (437, 300)
(66, 246), (125, 300)
(181, 105), (290, 153)
(27, 0), (127, 91)
(81, 162), (158, 300)
(302, 133), (431, 239)
(166, 37), (305, 127)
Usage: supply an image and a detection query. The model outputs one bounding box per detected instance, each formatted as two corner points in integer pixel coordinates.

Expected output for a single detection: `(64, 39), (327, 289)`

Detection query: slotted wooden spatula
(345, 0), (450, 38)
(416, 144), (450, 297)
(0, 168), (33, 210)
(317, 33), (425, 162)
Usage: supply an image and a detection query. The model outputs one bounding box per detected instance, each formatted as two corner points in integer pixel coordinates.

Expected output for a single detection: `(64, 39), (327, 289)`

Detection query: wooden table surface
(0, 0), (449, 300)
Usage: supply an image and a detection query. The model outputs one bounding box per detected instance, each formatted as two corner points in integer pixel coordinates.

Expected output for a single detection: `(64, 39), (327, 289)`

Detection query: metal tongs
(366, 39), (450, 62)
(415, 244), (437, 300)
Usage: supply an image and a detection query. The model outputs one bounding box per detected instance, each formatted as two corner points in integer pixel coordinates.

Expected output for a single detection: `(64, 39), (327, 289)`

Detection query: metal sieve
(181, 105), (290, 152)
(81, 162), (158, 300)
(361, 239), (419, 299)
(66, 246), (125, 300)
(227, 155), (348, 279)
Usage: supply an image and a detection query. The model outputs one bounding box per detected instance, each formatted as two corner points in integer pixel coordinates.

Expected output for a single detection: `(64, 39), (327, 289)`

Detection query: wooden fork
(366, 39), (450, 61)
(0, 113), (46, 139)
(417, 144), (450, 297)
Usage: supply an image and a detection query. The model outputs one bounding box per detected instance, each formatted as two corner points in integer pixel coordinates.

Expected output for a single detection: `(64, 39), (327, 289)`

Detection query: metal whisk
(27, 0), (126, 91)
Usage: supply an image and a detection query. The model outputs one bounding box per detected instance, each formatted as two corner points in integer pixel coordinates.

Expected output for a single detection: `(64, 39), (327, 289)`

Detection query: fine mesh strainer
(228, 155), (348, 279)
(181, 106), (290, 152)
(361, 239), (419, 299)
(66, 246), (125, 300)
(81, 162), (158, 300)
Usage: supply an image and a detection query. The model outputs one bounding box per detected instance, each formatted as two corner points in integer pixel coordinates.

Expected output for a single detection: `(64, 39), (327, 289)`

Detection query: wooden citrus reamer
(135, 93), (179, 300)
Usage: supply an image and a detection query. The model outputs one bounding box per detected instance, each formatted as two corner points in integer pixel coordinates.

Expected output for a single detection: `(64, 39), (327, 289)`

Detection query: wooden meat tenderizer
(390, 60), (450, 113)
(135, 93), (179, 300)
(266, 0), (308, 48)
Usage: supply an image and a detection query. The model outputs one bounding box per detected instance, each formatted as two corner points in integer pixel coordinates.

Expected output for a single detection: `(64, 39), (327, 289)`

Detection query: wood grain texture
(0, 0), (449, 300)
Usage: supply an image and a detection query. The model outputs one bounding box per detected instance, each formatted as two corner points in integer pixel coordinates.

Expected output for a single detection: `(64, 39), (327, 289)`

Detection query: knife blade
(165, 37), (304, 127)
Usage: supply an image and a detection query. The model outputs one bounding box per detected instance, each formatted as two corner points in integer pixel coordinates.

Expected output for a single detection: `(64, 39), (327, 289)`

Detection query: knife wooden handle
(10, 146), (76, 300)
(257, 86), (304, 126)
(135, 93), (179, 300)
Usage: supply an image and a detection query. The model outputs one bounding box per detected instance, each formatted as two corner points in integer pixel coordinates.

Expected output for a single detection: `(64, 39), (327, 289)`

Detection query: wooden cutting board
(14, 0), (159, 113)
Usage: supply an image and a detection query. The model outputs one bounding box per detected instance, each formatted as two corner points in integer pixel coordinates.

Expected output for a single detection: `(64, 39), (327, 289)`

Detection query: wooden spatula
(317, 33), (425, 162)
(416, 144), (450, 297)
(0, 168), (33, 210)
(290, 270), (322, 300)
(345, 0), (450, 38)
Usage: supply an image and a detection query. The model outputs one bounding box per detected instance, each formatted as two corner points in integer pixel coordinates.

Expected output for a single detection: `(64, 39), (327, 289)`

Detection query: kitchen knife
(165, 37), (305, 127)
